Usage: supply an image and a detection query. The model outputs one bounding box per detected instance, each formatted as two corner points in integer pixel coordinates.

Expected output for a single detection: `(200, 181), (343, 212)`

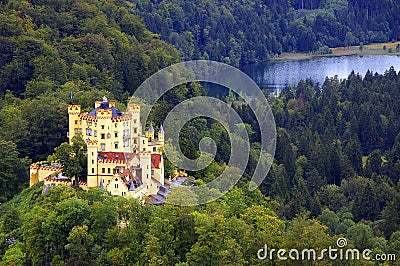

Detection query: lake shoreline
(242, 54), (400, 92)
(269, 41), (400, 62)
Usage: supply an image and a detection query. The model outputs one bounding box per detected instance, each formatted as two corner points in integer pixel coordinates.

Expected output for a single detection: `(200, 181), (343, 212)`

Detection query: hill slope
(131, 0), (400, 66)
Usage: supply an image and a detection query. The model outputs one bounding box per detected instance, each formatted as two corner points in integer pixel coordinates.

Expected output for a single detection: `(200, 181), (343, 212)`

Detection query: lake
(241, 55), (400, 93)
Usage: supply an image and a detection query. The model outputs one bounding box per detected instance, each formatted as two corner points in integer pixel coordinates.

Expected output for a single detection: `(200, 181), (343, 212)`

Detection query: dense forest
(1, 0), (400, 265)
(3, 71), (400, 264)
(131, 0), (400, 66)
(0, 0), (182, 200)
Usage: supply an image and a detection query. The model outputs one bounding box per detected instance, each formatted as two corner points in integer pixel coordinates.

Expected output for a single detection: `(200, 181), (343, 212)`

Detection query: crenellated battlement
(128, 104), (140, 110)
(95, 100), (116, 108)
(87, 139), (98, 146)
(68, 105), (81, 114)
(111, 115), (132, 122)
(96, 109), (112, 118)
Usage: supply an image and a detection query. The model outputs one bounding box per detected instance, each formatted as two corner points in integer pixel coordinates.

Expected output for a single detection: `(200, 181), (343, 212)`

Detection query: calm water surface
(241, 55), (400, 92)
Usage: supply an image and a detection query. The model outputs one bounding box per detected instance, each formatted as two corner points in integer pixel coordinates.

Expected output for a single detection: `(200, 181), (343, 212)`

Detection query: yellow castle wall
(30, 165), (60, 186)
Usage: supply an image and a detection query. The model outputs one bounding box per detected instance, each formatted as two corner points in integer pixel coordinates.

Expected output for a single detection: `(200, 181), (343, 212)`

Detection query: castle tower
(140, 152), (156, 194)
(68, 105), (81, 144)
(146, 123), (155, 142)
(128, 104), (141, 152)
(87, 140), (99, 188)
(158, 125), (164, 144)
(159, 154), (164, 185)
(96, 108), (112, 151)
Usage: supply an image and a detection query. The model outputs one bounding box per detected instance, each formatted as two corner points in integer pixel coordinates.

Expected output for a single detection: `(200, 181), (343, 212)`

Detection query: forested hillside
(131, 0), (400, 66)
(3, 70), (400, 264)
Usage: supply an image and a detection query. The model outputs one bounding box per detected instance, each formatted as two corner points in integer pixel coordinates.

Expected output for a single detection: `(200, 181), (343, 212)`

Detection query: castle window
(92, 160), (94, 164)
(114, 132), (118, 138)
(92, 168), (94, 173)
(151, 170), (154, 175)
(134, 119), (137, 123)
(79, 128), (82, 133)
(75, 120), (78, 124)
(102, 168), (105, 173)
(95, 123), (97, 127)
(134, 139), (137, 144)
(87, 128), (92, 136)
(153, 147), (156, 152)
(101, 143), (105, 151)
(74, 129), (78, 134)
(134, 128), (137, 133)
(108, 168), (111, 174)
(143, 140), (145, 144)
(101, 125), (105, 129)
(115, 184), (118, 189)
(143, 148), (146, 151)
(101, 133), (105, 139)
(114, 143), (119, 149)
(94, 130), (97, 137)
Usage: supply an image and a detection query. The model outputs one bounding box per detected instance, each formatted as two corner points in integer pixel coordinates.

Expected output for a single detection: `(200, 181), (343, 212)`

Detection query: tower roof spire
(148, 123), (154, 132)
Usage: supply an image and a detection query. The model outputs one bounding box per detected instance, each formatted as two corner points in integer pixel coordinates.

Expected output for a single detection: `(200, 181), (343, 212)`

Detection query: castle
(29, 97), (177, 203)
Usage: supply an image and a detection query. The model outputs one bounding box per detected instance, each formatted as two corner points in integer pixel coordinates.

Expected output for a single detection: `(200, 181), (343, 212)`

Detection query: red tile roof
(151, 154), (161, 168)
(97, 152), (161, 168)
(98, 152), (136, 163)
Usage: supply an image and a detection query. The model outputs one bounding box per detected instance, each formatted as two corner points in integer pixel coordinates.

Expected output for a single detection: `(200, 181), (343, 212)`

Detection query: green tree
(381, 194), (400, 237)
(89, 201), (118, 244)
(283, 212), (334, 264)
(364, 149), (382, 176)
(65, 225), (94, 266)
(55, 134), (87, 186)
(346, 223), (373, 249)
(318, 208), (339, 235)
(108, 248), (126, 266)
(22, 206), (50, 265)
(0, 140), (31, 202)
(187, 212), (245, 265)
(388, 231), (400, 262)
(1, 206), (22, 233)
(0, 242), (25, 266)
(344, 136), (362, 174)
(352, 183), (379, 222)
(140, 216), (176, 265)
